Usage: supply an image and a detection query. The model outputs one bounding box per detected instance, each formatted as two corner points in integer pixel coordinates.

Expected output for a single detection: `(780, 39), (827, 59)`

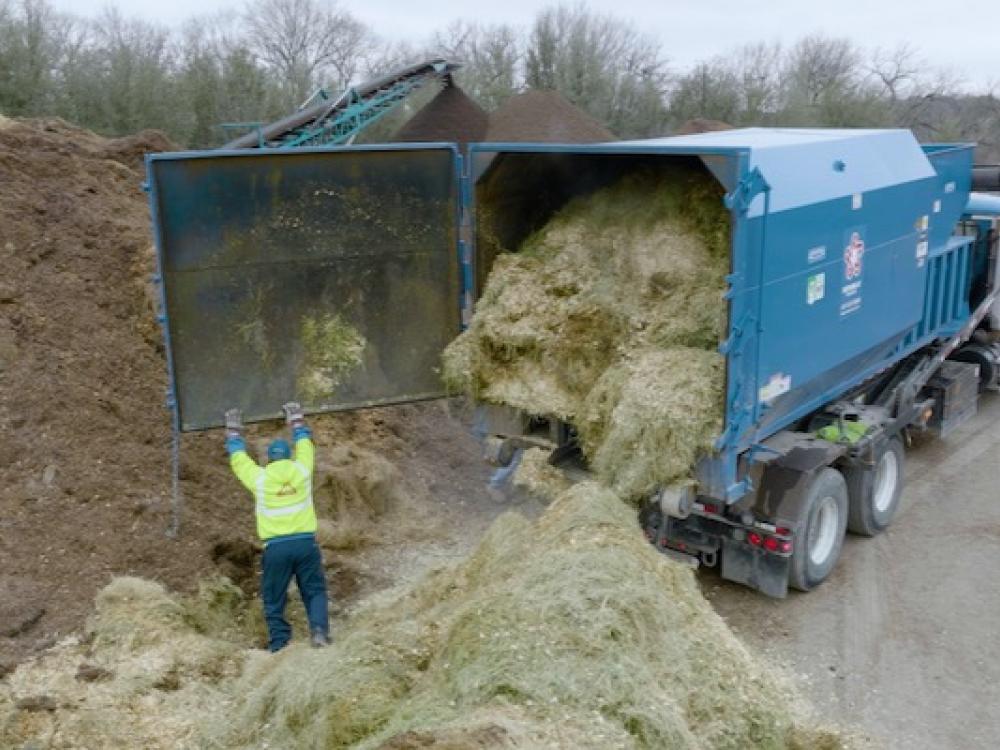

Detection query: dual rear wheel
(789, 436), (905, 592)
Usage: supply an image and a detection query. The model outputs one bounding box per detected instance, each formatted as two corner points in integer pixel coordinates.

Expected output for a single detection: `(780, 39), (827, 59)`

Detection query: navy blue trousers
(260, 535), (329, 651)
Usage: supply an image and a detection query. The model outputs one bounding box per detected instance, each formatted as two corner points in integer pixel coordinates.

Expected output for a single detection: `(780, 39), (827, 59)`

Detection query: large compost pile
(393, 81), (489, 146)
(0, 484), (848, 749)
(486, 90), (616, 143)
(444, 167), (730, 499)
(0, 118), (488, 669)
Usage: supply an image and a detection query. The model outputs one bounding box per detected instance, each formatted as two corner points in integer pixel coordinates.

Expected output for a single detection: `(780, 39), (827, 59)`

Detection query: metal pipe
(966, 192), (1000, 216)
(972, 166), (1000, 192)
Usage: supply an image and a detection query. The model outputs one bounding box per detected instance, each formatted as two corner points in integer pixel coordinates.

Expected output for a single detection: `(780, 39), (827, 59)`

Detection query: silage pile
(0, 577), (250, 749)
(444, 167), (730, 500)
(0, 484), (844, 749)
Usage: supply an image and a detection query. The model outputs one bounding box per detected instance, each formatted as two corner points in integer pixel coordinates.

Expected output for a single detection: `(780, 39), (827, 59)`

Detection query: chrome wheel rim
(808, 495), (839, 566)
(873, 449), (899, 514)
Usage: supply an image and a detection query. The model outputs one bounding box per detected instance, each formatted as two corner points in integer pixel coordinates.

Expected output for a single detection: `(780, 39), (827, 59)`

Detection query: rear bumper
(641, 507), (791, 598)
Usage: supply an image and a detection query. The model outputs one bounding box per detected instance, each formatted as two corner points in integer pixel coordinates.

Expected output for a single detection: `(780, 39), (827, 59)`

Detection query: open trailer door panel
(147, 145), (462, 431)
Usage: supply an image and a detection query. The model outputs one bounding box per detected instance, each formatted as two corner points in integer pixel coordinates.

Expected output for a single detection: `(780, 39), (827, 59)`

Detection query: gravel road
(706, 392), (1000, 749)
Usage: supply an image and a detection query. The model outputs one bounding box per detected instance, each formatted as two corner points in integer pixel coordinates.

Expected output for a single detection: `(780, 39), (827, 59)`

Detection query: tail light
(746, 532), (793, 555)
(701, 503), (720, 515)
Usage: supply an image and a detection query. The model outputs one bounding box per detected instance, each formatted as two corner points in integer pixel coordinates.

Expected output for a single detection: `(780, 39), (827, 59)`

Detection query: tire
(845, 436), (905, 537)
(789, 467), (848, 592)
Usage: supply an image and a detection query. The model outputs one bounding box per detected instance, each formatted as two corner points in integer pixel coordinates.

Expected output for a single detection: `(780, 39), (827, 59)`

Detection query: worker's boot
(310, 630), (330, 648)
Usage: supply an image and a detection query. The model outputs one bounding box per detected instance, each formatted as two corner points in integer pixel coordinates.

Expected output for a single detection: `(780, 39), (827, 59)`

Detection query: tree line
(1, 0), (997, 159)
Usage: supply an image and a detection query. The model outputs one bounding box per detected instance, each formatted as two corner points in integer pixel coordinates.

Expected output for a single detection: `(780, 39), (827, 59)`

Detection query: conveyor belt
(221, 58), (460, 150)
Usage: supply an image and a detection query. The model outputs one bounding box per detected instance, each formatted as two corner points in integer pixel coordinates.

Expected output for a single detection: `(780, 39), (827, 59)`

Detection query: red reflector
(747, 532), (762, 547)
(775, 526), (791, 536)
(763, 536), (779, 552)
(778, 540), (793, 554)
(702, 503), (720, 515)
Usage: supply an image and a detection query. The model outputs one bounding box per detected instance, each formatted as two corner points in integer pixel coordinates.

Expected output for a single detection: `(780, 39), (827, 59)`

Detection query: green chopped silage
(443, 168), (730, 498)
(2, 497), (855, 750)
(204, 482), (844, 749)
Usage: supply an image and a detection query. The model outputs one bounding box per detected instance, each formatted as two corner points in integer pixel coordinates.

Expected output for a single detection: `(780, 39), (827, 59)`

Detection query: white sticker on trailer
(759, 373), (792, 404)
(807, 272), (825, 305)
(916, 240), (929, 268)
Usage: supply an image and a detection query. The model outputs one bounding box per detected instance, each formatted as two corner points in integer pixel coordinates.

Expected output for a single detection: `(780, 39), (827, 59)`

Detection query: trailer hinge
(724, 167), (770, 215)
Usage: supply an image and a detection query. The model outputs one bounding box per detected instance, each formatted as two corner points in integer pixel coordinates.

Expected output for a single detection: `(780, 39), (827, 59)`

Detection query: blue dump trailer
(147, 128), (1000, 597)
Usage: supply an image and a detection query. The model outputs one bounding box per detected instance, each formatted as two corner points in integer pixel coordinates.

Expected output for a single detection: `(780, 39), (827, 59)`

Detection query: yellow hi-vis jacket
(230, 437), (316, 541)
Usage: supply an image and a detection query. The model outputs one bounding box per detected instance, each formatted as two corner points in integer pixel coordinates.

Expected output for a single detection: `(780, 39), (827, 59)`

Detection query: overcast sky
(51, 0), (998, 91)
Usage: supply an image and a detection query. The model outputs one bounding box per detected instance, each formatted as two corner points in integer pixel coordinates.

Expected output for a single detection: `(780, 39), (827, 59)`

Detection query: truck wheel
(845, 437), (904, 536)
(789, 468), (848, 592)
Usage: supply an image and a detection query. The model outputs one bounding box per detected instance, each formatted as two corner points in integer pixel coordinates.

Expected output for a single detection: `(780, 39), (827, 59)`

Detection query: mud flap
(720, 538), (790, 598)
(147, 146), (463, 430)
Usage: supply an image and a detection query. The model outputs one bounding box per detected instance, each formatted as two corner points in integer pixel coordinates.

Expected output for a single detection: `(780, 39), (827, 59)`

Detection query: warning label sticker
(916, 240), (929, 267)
(840, 231), (864, 317)
(807, 273), (825, 305)
(759, 372), (792, 404)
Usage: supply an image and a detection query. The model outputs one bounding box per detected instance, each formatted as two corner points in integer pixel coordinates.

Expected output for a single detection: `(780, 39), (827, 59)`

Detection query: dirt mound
(486, 89), (615, 143)
(314, 443), (408, 550)
(0, 119), (492, 669)
(394, 81), (489, 146)
(674, 118), (734, 135)
(0, 118), (190, 663)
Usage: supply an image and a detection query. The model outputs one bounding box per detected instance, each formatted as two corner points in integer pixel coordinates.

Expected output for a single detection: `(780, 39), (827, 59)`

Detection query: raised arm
(225, 408), (263, 492)
(283, 401), (314, 474)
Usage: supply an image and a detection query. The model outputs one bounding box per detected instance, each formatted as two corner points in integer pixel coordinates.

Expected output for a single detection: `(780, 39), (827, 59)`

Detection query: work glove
(224, 408), (246, 455)
(224, 408), (243, 436)
(282, 401), (305, 426)
(283, 401), (312, 441)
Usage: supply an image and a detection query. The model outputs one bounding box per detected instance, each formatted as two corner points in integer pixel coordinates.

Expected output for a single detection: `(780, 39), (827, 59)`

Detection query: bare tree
(432, 20), (521, 110)
(525, 5), (669, 137)
(869, 43), (922, 102)
(669, 60), (741, 124)
(784, 35), (860, 109)
(734, 42), (783, 121)
(242, 0), (374, 105)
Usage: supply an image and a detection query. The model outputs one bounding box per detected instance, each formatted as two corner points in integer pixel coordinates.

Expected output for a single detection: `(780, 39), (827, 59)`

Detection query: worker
(223, 402), (330, 651)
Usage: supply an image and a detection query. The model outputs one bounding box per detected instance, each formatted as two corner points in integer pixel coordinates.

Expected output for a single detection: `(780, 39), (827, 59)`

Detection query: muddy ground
(707, 392), (1000, 749)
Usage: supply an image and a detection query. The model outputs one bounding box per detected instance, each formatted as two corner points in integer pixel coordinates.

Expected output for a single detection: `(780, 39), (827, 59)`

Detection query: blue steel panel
(619, 129), (938, 217)
(462, 134), (977, 503)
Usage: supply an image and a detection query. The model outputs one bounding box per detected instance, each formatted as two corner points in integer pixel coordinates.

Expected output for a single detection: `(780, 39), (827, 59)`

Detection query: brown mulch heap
(0, 119), (446, 666)
(394, 81), (489, 146)
(0, 117), (204, 665)
(485, 89), (615, 143)
(674, 119), (734, 135)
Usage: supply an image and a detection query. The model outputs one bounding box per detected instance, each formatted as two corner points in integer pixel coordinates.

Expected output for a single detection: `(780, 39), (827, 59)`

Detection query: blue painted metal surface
(469, 129), (978, 502)
(966, 192), (1000, 216)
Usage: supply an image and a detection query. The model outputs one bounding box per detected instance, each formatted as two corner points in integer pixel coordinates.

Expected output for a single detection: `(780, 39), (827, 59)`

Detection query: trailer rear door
(147, 145), (462, 431)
